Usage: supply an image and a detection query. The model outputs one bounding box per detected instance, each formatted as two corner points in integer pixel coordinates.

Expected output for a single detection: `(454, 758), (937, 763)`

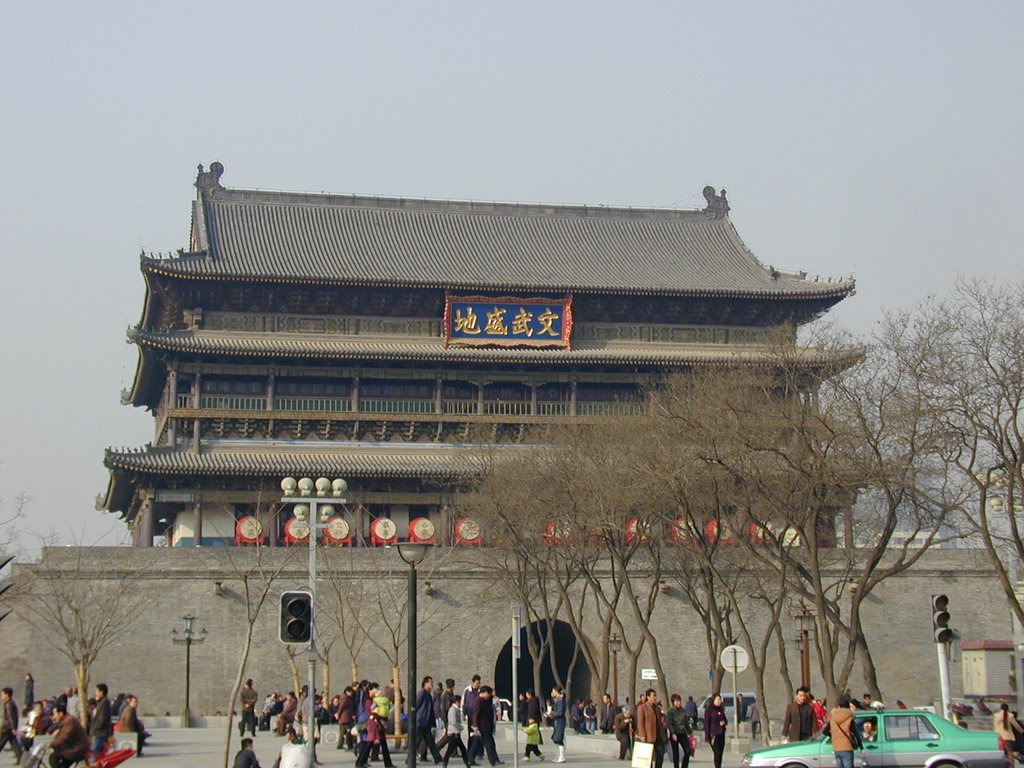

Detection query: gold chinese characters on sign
(444, 294), (573, 349)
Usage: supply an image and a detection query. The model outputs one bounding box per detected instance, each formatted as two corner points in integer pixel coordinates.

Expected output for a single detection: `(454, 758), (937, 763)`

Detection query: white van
(698, 692), (757, 729)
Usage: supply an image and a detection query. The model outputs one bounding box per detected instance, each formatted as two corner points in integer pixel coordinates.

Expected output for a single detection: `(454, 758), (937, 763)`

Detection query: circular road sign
(720, 644), (749, 673)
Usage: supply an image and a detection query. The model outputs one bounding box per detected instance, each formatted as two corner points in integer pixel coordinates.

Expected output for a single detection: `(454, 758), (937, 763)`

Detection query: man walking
(636, 689), (668, 768)
(0, 687), (22, 765)
(239, 679), (259, 738)
(782, 688), (814, 743)
(416, 677), (444, 764)
(469, 686), (501, 766)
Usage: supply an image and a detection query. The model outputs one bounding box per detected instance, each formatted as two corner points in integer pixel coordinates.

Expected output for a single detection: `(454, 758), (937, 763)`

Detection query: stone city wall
(0, 547), (1006, 723)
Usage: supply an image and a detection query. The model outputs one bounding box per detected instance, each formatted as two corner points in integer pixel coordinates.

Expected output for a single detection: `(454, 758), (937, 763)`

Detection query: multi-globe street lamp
(280, 475), (348, 752)
(171, 613), (207, 727)
(391, 542), (430, 768)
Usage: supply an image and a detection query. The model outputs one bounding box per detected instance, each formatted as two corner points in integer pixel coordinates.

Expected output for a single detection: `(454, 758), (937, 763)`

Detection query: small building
(960, 639), (1014, 697)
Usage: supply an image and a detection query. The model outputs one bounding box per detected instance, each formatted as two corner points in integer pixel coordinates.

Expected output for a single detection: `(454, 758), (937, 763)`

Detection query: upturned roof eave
(131, 329), (863, 370)
(139, 260), (856, 302)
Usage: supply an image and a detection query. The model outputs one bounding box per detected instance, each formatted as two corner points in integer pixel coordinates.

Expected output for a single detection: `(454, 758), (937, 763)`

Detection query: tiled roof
(959, 640), (1013, 651)
(145, 184), (855, 299)
(104, 442), (485, 479)
(130, 328), (861, 369)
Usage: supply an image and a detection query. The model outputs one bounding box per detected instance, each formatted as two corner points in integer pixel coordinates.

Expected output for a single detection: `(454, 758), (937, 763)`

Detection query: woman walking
(667, 695), (692, 768)
(703, 694), (727, 768)
(550, 686), (567, 763)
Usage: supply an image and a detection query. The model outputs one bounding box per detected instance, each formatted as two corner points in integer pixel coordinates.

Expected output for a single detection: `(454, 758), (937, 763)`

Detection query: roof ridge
(208, 185), (718, 222)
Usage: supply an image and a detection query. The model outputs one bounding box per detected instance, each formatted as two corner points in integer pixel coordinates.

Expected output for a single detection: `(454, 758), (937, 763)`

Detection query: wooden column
(167, 368), (179, 446)
(192, 502), (203, 547)
(435, 377), (443, 414)
(138, 498), (154, 548)
(570, 380), (578, 416)
(268, 505), (280, 547)
(267, 373), (276, 411)
(530, 384), (538, 416)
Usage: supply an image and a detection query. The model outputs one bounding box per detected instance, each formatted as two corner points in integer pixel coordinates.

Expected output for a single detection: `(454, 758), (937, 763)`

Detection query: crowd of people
(0, 673), (150, 767)
(232, 677), (712, 768)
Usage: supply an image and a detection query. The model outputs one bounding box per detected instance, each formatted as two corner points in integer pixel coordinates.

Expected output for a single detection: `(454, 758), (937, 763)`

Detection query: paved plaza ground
(21, 725), (755, 768)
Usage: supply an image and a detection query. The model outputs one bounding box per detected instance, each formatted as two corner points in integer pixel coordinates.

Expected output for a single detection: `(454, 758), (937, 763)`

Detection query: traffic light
(279, 590), (313, 644)
(932, 594), (952, 643)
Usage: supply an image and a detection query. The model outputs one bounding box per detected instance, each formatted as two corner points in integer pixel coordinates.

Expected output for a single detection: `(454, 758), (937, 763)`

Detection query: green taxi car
(742, 709), (1005, 768)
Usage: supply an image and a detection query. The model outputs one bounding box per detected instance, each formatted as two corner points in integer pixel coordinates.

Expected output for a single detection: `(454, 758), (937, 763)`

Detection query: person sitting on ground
(233, 736), (263, 768)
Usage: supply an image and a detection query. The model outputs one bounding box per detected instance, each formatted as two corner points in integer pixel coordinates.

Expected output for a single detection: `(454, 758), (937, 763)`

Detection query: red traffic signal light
(932, 594), (952, 643)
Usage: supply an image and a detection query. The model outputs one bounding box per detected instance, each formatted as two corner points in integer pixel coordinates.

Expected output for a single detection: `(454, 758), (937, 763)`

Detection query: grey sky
(1, 2), (1021, 547)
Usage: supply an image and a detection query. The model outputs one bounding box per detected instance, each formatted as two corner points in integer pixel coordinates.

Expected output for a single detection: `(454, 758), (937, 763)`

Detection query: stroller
(24, 742), (136, 768)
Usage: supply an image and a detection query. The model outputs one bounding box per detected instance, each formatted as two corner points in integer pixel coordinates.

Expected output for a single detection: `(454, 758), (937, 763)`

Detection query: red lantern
(625, 517), (652, 546)
(746, 521), (767, 546)
(370, 517), (398, 546)
(454, 518), (483, 546)
(408, 517), (436, 544)
(234, 515), (265, 546)
(670, 517), (692, 544)
(322, 516), (352, 546)
(284, 517), (310, 546)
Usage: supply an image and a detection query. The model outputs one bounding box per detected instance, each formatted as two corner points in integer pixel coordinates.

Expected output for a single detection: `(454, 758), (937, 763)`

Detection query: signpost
(512, 605), (522, 768)
(720, 644), (749, 751)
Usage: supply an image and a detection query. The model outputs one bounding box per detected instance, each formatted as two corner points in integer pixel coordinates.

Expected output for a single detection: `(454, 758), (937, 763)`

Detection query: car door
(881, 714), (945, 768)
(855, 716), (885, 768)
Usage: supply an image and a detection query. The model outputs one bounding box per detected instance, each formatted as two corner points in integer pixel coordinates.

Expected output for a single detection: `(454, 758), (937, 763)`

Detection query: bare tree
(14, 546), (147, 723)
(884, 279), (1024, 628)
(217, 543), (301, 768)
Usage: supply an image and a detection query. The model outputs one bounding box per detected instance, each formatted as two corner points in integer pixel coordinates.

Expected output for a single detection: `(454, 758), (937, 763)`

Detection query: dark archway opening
(493, 620), (592, 703)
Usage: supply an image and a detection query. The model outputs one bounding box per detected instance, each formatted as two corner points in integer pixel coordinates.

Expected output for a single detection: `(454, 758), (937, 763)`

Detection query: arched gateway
(493, 620), (593, 703)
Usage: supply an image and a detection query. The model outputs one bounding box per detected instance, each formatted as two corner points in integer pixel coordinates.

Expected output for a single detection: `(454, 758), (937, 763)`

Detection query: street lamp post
(794, 603), (815, 690)
(393, 542), (430, 768)
(609, 633), (622, 706)
(171, 613), (207, 727)
(281, 475), (348, 751)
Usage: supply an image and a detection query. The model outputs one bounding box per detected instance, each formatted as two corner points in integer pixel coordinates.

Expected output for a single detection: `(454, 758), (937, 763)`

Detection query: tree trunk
(222, 617), (259, 768)
(392, 664), (403, 737)
(74, 661), (90, 725)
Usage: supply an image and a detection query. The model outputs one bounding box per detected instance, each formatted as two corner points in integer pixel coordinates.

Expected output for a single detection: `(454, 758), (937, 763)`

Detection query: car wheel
(780, 762), (808, 768)
(929, 762), (963, 768)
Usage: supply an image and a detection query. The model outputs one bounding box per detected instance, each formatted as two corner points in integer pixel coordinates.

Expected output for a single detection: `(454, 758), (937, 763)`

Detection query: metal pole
(1014, 607), (1024, 714)
(184, 636), (191, 728)
(800, 629), (810, 690)
(309, 499), (318, 747)
(408, 562), (418, 768)
(731, 648), (739, 752)
(937, 642), (952, 720)
(612, 649), (619, 706)
(512, 605), (521, 768)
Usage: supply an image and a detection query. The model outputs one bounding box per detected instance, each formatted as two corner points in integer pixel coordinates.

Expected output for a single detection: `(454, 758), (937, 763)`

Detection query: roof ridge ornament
(702, 185), (729, 219)
(195, 161), (225, 194)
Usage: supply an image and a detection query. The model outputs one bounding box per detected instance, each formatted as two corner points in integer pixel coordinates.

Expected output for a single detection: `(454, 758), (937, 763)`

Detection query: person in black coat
(232, 737), (263, 768)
